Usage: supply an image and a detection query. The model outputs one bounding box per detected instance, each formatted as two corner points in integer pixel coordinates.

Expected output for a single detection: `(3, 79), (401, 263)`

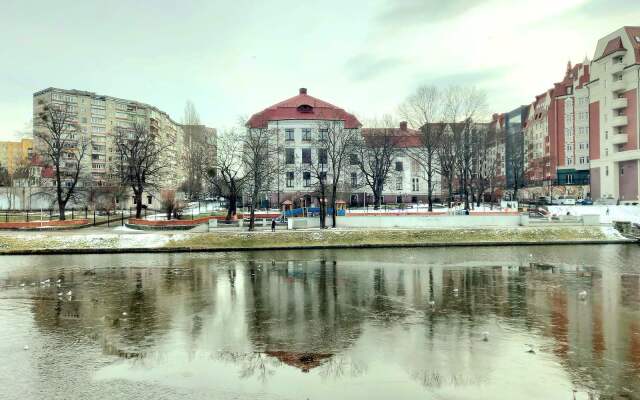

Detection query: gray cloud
(344, 54), (405, 81)
(428, 66), (511, 86)
(377, 0), (481, 28)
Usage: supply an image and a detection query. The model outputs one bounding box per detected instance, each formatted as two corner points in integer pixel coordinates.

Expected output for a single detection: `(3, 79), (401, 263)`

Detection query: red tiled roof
(624, 26), (640, 64)
(247, 88), (361, 129)
(361, 125), (421, 148)
(600, 36), (626, 60)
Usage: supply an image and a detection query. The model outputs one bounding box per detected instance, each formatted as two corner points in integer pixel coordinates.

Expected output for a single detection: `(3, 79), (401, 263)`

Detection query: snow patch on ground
(547, 205), (640, 224)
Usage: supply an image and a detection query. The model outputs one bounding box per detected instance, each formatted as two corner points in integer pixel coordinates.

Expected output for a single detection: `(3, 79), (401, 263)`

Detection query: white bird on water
(23, 345), (29, 350)
(20, 283), (25, 287)
(66, 290), (72, 296)
(428, 300), (435, 307)
(122, 312), (128, 316)
(578, 290), (588, 300)
(482, 332), (490, 342)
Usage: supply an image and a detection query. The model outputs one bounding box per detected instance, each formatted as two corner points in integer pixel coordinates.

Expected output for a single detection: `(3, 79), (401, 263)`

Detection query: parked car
(577, 198), (593, 205)
(537, 196), (551, 205)
(557, 196), (577, 205)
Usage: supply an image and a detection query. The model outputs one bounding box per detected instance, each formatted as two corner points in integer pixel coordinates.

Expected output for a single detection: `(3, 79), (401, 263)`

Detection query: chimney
(399, 121), (408, 131)
(299, 88), (307, 95)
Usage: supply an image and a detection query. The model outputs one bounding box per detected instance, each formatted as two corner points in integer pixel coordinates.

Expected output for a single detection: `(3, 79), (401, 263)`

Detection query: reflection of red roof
(247, 88), (361, 129)
(265, 351), (333, 373)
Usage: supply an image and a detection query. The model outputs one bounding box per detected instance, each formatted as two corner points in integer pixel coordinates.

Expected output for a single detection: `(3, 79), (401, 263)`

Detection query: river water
(1, 245), (639, 399)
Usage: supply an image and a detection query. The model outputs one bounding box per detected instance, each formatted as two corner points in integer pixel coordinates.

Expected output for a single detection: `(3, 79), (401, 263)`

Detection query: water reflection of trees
(19, 252), (640, 397)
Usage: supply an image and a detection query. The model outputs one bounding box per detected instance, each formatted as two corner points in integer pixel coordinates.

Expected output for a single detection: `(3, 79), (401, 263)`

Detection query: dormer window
(297, 104), (313, 113)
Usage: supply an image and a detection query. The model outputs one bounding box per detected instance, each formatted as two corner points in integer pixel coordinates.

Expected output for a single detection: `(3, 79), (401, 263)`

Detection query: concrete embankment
(0, 226), (634, 255)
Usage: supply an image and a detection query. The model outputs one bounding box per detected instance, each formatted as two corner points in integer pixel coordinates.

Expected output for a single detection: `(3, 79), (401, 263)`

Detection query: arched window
(297, 104), (313, 113)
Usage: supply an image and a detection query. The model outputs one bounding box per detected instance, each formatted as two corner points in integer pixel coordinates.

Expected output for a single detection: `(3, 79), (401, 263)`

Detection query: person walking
(271, 218), (276, 232)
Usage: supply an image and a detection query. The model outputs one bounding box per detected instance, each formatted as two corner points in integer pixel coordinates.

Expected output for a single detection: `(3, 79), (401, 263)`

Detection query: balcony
(611, 62), (625, 75)
(611, 115), (628, 127)
(611, 97), (628, 110)
(611, 133), (628, 144)
(611, 79), (626, 93)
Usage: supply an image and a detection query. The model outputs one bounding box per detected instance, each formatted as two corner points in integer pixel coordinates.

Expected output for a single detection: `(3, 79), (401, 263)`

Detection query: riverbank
(0, 225), (634, 255)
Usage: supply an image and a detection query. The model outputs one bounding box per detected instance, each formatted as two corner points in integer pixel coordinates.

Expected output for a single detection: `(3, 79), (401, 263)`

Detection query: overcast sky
(1, 0), (637, 140)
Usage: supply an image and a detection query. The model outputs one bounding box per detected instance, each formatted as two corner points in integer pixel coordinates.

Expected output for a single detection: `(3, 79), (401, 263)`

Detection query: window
(319, 128), (328, 141)
(396, 195), (402, 204)
(303, 171), (311, 187)
(567, 175), (574, 184)
(285, 129), (294, 141)
(302, 148), (311, 164)
(91, 117), (106, 125)
(302, 128), (312, 141)
(320, 171), (327, 183)
(395, 161), (403, 171)
(147, 195), (153, 205)
(349, 154), (358, 165)
(285, 148), (295, 164)
(351, 172), (357, 187)
(412, 177), (419, 192)
(396, 176), (403, 190)
(621, 166), (625, 175)
(286, 171), (294, 187)
(606, 166), (609, 176)
(318, 148), (327, 165)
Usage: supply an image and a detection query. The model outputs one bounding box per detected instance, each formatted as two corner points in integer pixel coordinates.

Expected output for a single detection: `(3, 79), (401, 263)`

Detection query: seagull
(453, 288), (459, 292)
(20, 283), (25, 287)
(428, 300), (435, 307)
(526, 344), (536, 354)
(23, 345), (29, 351)
(56, 279), (62, 284)
(482, 332), (490, 342)
(578, 290), (587, 300)
(122, 312), (127, 316)
(66, 290), (72, 296)
(57, 292), (62, 297)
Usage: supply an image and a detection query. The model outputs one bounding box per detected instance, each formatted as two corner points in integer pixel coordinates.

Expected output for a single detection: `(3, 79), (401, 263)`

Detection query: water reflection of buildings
(14, 252), (640, 396)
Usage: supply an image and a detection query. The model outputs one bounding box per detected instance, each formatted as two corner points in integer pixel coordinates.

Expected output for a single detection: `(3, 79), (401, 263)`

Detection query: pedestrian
(271, 218), (276, 232)
(606, 208), (610, 216)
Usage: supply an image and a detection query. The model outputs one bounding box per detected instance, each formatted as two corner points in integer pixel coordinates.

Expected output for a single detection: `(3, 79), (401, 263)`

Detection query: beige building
(0, 138), (33, 174)
(32, 88), (187, 207)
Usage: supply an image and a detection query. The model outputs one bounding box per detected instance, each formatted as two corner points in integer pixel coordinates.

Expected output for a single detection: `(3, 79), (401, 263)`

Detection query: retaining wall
(0, 219), (89, 230)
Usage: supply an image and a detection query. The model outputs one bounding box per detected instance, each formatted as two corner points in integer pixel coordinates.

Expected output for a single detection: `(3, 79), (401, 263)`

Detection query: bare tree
(399, 86), (449, 212)
(207, 129), (247, 222)
(354, 117), (398, 210)
(242, 125), (282, 231)
(181, 101), (216, 200)
(113, 121), (168, 218)
(34, 100), (89, 220)
(315, 120), (359, 228)
(439, 86), (488, 209)
(506, 131), (526, 201)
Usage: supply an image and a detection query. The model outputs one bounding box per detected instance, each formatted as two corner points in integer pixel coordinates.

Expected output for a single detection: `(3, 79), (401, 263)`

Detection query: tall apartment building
(0, 138), (33, 174)
(504, 106), (528, 191)
(552, 61), (591, 186)
(524, 91), (553, 184)
(32, 88), (186, 206)
(588, 27), (640, 203)
(487, 113), (506, 190)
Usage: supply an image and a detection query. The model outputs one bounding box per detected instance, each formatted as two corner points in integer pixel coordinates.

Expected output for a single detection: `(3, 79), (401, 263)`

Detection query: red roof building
(247, 88), (361, 129)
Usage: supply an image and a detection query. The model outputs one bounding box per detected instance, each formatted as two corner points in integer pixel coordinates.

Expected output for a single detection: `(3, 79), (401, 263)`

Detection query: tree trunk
(135, 191), (143, 219)
(331, 186), (338, 228)
(226, 193), (237, 221)
(58, 200), (66, 221)
(427, 174), (433, 212)
(249, 203), (255, 231)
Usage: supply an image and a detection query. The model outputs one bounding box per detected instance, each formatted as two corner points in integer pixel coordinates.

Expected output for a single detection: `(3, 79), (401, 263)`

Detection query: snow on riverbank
(547, 205), (640, 224)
